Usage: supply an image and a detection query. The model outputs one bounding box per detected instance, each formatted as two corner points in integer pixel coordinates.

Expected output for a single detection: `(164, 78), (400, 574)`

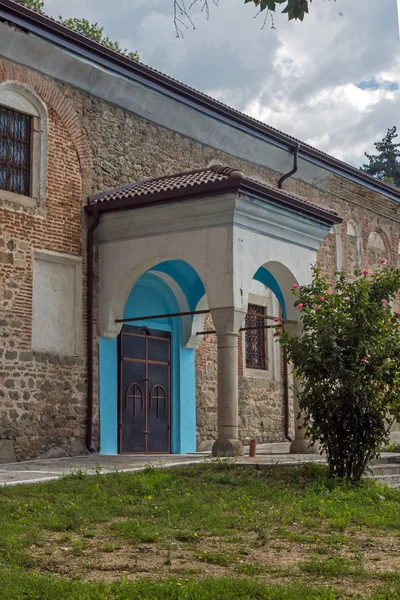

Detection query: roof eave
(1, 0), (397, 203)
(85, 175), (341, 229)
(239, 180), (342, 227)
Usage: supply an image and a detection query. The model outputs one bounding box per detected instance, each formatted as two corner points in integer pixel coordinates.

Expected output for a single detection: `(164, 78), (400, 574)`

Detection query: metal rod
(118, 309), (297, 325)
(116, 308), (211, 324)
(196, 324), (280, 336)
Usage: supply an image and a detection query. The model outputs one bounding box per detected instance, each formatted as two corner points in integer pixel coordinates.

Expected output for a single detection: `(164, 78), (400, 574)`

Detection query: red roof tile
(88, 164), (338, 220)
(88, 165), (243, 204)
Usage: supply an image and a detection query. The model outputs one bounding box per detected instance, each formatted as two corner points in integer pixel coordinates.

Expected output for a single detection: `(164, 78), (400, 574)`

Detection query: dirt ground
(31, 522), (400, 597)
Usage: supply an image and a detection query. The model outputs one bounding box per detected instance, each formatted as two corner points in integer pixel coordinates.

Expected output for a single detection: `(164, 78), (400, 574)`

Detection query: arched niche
(367, 230), (389, 270)
(346, 219), (362, 277)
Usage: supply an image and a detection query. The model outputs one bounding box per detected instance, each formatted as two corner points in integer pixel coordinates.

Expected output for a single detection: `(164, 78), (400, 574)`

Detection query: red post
(249, 439), (256, 458)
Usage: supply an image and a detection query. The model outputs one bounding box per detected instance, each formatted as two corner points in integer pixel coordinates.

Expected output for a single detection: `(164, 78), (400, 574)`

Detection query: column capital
(210, 307), (247, 335)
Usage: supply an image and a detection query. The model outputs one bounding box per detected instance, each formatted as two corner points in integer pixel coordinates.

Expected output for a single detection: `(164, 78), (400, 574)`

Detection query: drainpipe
(278, 145), (299, 443)
(86, 209), (100, 453)
(278, 143), (300, 190)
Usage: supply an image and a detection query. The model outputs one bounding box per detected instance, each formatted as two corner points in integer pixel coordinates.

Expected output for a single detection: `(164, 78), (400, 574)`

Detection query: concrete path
(0, 443), (328, 487)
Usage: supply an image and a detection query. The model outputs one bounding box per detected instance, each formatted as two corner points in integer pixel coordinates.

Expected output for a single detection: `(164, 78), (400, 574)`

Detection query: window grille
(0, 106), (31, 196)
(245, 304), (266, 370)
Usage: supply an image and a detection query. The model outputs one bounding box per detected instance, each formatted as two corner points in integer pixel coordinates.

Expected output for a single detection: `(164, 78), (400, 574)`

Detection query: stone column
(289, 376), (317, 454)
(284, 323), (319, 455)
(211, 307), (246, 457)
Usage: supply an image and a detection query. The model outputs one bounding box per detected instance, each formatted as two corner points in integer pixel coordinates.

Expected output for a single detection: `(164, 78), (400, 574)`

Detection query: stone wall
(1, 49), (400, 458)
(195, 316), (294, 448)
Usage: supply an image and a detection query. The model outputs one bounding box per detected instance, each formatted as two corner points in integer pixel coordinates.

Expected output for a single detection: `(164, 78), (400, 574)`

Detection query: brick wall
(0, 60), (93, 459)
(1, 51), (400, 458)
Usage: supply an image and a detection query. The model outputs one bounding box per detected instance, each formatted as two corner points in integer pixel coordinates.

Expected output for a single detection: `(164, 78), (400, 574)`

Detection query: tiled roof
(87, 164), (340, 223)
(88, 165), (243, 204)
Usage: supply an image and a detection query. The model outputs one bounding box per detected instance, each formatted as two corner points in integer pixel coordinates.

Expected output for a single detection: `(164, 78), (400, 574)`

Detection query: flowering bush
(279, 263), (400, 482)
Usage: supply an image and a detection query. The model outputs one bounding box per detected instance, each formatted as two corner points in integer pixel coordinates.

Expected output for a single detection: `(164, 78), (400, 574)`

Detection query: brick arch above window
(0, 60), (93, 197)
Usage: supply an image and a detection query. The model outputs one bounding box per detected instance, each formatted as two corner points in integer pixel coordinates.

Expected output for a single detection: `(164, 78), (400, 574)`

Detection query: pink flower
(320, 296), (325, 302)
(292, 284), (299, 289)
(380, 258), (388, 265)
(396, 312), (400, 318)
(362, 269), (369, 276)
(362, 359), (369, 364)
(314, 305), (321, 311)
(381, 299), (388, 305)
(273, 317), (281, 323)
(310, 294), (315, 299)
(296, 303), (304, 310)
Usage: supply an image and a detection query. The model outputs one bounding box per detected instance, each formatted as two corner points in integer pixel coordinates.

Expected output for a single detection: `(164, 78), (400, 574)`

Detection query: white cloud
(44, 0), (400, 167)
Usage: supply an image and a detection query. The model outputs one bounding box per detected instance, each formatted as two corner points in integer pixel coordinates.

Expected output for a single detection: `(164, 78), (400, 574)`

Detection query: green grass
(1, 461), (400, 598)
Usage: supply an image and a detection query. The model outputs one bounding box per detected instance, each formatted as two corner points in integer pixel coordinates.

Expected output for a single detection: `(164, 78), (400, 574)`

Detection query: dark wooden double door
(119, 325), (171, 453)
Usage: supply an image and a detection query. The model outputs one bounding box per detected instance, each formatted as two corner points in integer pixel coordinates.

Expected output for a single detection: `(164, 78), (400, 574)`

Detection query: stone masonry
(1, 45), (400, 458)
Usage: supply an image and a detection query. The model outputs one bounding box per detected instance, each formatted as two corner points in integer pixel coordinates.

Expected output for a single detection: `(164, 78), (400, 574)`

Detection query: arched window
(0, 81), (48, 206)
(346, 220), (362, 276)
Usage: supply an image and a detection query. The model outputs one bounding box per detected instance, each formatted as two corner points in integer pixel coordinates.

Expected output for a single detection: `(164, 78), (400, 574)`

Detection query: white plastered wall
(97, 193), (331, 339)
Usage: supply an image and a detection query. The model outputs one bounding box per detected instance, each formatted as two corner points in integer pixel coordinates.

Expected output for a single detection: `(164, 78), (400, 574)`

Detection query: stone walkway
(1, 448), (399, 488)
(0, 443), (327, 487)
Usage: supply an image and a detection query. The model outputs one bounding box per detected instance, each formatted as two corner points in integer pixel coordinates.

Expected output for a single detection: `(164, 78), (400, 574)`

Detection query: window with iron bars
(245, 304), (267, 370)
(0, 106), (31, 197)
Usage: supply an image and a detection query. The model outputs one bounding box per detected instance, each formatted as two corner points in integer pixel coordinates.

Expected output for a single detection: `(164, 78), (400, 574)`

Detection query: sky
(44, 0), (400, 168)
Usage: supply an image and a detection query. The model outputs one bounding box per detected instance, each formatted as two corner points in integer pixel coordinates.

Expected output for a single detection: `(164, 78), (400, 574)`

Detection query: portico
(86, 165), (341, 456)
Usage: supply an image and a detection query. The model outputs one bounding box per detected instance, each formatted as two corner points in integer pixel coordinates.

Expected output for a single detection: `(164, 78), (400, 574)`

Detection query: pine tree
(361, 126), (400, 187)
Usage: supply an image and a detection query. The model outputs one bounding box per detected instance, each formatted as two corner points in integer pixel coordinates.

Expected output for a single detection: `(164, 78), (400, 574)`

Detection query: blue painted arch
(99, 260), (204, 455)
(254, 266), (287, 317)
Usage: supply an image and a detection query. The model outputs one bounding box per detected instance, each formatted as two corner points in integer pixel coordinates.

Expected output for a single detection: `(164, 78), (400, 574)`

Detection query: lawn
(1, 460), (400, 599)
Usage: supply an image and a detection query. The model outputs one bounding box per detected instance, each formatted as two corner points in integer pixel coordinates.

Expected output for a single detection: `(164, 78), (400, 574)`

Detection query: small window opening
(245, 304), (267, 370)
(0, 105), (31, 197)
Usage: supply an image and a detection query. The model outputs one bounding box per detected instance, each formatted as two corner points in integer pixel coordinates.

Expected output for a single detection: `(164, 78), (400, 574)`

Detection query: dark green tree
(361, 127), (400, 187)
(15, 0), (139, 60)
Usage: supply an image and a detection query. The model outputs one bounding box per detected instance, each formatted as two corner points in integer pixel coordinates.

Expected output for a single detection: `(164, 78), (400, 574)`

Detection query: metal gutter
(278, 144), (300, 190)
(1, 0), (400, 203)
(86, 210), (100, 454)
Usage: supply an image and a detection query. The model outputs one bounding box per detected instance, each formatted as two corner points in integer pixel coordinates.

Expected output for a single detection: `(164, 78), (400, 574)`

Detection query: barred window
(245, 304), (267, 370)
(0, 106), (31, 197)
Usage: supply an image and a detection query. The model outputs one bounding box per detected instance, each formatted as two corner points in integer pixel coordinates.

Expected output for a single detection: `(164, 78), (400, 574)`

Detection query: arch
(0, 61), (93, 188)
(367, 229), (390, 269)
(347, 219), (360, 238)
(0, 81), (48, 202)
(125, 383), (144, 416)
(99, 258), (207, 455)
(103, 257), (206, 338)
(150, 384), (167, 418)
(253, 261), (300, 321)
(346, 218), (362, 274)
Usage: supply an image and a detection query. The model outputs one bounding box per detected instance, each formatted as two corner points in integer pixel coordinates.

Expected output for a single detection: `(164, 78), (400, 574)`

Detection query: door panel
(120, 358), (146, 453)
(119, 326), (171, 453)
(147, 363), (170, 453)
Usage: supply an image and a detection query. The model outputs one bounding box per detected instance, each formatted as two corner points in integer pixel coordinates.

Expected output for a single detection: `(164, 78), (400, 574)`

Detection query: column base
(290, 439), (321, 455)
(212, 439), (244, 457)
